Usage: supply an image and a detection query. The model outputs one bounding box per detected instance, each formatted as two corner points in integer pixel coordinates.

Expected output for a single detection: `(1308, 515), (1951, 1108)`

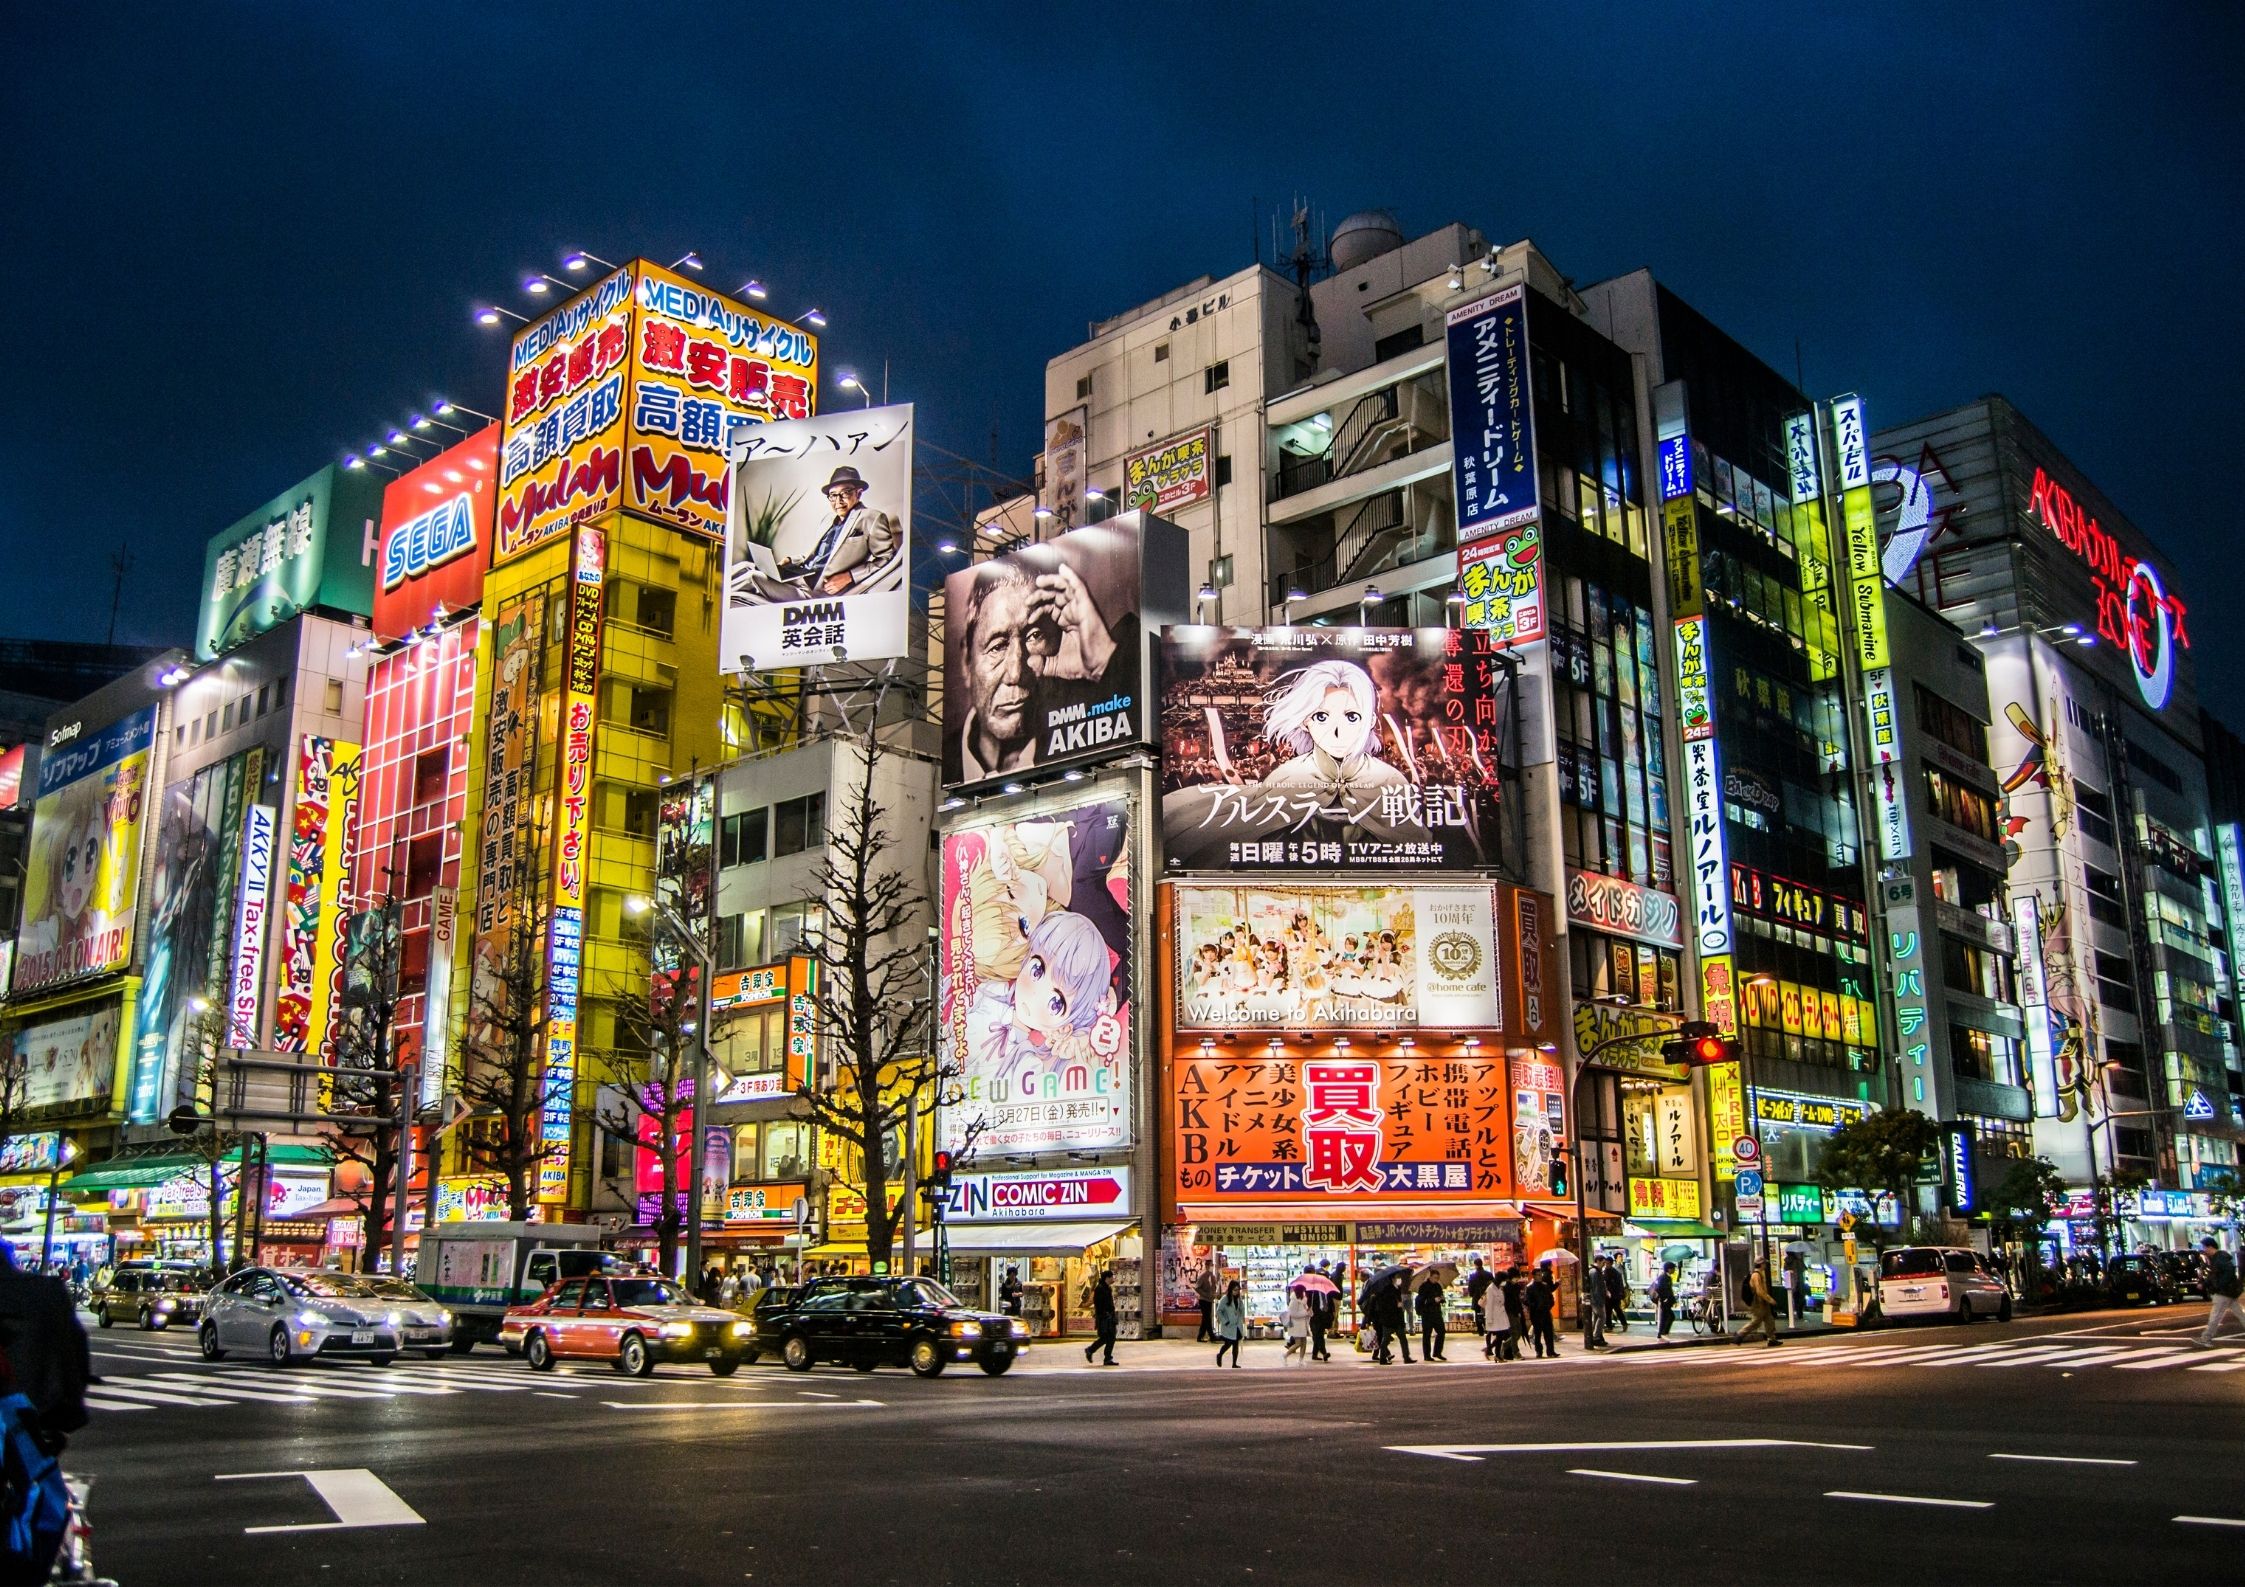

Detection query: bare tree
(591, 943), (697, 1274)
(176, 1002), (243, 1275)
(458, 821), (566, 1219)
(785, 731), (960, 1271)
(324, 893), (409, 1257)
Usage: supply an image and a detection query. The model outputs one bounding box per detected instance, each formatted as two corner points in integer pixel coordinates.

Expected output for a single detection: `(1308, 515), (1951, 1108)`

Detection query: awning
(65, 1143), (333, 1194)
(942, 1219), (1134, 1257)
(1625, 1218), (1727, 1240)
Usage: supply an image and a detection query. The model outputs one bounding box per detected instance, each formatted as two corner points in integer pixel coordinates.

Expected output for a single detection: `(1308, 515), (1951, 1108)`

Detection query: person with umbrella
(1414, 1268), (1449, 1362)
(1362, 1267), (1412, 1364)
(1295, 1267), (1339, 1361)
(1283, 1282), (1313, 1363)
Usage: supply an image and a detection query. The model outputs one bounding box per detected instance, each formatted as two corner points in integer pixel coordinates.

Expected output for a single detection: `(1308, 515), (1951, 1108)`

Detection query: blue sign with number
(1735, 1168), (1764, 1198)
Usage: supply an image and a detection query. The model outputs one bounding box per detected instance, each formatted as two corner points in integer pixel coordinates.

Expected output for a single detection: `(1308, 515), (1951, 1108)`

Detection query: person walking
(1084, 1267), (1119, 1365)
(1583, 1256), (1609, 1350)
(1389, 1273), (1417, 1363)
(1414, 1273), (1448, 1361)
(1308, 1278), (1333, 1362)
(1603, 1255), (1630, 1334)
(1654, 1261), (1678, 1340)
(2192, 1238), (2243, 1348)
(1525, 1265), (1559, 1357)
(1213, 1279), (1247, 1368)
(1195, 1263), (1218, 1344)
(1499, 1266), (1528, 1359)
(1737, 1263), (1780, 1346)
(1283, 1285), (1312, 1364)
(1480, 1270), (1511, 1362)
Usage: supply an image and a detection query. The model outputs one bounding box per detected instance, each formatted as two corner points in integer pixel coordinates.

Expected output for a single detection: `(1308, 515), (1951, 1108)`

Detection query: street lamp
(836, 371), (874, 408)
(627, 892), (717, 1281)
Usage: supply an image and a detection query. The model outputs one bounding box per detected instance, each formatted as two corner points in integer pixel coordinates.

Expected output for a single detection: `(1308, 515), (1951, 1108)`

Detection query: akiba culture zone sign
(2028, 465), (2189, 711)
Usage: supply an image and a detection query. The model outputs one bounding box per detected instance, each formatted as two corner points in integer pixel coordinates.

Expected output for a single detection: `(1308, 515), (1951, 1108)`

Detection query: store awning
(1625, 1218), (1727, 1240)
(65, 1143), (333, 1194)
(943, 1219), (1134, 1257)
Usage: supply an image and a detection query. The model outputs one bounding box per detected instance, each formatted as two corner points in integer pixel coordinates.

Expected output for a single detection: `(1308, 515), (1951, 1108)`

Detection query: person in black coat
(1524, 1265), (1560, 1358)
(1602, 1257), (1629, 1333)
(0, 1242), (89, 1437)
(1084, 1268), (1119, 1365)
(1414, 1274), (1448, 1362)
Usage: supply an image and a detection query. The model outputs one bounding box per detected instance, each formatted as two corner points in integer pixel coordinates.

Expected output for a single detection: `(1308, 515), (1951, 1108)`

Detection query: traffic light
(1660, 1020), (1728, 1067)
(922, 1149), (956, 1212)
(1547, 1147), (1569, 1198)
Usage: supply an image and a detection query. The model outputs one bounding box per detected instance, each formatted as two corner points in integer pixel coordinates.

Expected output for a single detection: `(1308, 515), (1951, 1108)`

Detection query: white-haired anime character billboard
(938, 800), (1132, 1155)
(1158, 627), (1507, 869)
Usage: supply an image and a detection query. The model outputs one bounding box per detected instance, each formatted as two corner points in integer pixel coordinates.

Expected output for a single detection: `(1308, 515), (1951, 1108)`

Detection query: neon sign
(2028, 466), (2188, 710)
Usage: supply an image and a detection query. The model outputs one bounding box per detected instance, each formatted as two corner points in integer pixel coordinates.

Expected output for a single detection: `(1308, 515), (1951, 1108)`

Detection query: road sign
(1736, 1168), (1764, 1198)
(1736, 1193), (1765, 1220)
(1732, 1135), (1760, 1164)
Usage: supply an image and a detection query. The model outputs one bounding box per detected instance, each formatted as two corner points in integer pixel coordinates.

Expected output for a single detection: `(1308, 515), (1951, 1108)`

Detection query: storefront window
(760, 1122), (810, 1180)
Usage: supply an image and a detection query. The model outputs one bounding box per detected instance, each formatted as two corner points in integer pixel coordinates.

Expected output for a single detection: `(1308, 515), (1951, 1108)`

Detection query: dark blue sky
(5, 4), (2241, 691)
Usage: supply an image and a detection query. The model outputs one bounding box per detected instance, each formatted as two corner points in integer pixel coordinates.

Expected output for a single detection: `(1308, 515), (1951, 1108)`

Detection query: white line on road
(1825, 1491), (1992, 1510)
(1989, 1454), (2136, 1467)
(1388, 1438), (1873, 1463)
(2174, 1515), (2245, 1528)
(601, 1399), (883, 1411)
(1568, 1469), (1697, 1486)
(85, 1398), (149, 1413)
(532, 1391), (577, 1399)
(220, 1469), (425, 1534)
(800, 1391), (840, 1399)
(2110, 1351), (2203, 1371)
(83, 1382), (230, 1408)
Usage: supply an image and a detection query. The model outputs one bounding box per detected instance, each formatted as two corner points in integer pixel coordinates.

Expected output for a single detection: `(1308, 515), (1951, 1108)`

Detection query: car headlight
(730, 1320), (753, 1337)
(387, 1311), (405, 1328)
(660, 1321), (695, 1338)
(950, 1320), (983, 1338)
(155, 1298), (175, 1310)
(297, 1309), (333, 1327)
(1009, 1320), (1030, 1338)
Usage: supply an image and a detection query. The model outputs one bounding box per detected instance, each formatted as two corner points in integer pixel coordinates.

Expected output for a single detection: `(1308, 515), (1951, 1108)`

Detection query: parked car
(2156, 1248), (2209, 1299)
(499, 1274), (752, 1376)
(91, 1263), (207, 1331)
(756, 1276), (1029, 1377)
(200, 1268), (413, 1366)
(1877, 1246), (2013, 1323)
(2106, 1253), (2179, 1306)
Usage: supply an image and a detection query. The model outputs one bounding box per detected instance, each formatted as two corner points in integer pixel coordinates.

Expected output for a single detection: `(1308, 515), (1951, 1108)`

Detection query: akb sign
(381, 494), (479, 590)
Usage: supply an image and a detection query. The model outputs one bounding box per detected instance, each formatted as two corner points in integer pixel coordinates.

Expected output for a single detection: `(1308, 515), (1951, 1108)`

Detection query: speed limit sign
(1733, 1136), (1760, 1164)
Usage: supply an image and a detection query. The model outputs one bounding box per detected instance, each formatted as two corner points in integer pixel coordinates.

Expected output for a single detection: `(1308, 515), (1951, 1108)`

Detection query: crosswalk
(1616, 1334), (2245, 1377)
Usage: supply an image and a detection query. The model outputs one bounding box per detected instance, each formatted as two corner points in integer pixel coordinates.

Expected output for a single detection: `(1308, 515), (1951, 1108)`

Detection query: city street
(74, 1305), (2245, 1586)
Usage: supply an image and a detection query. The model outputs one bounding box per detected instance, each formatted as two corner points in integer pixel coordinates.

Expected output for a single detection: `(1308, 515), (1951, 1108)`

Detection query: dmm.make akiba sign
(942, 1166), (1134, 1222)
(2028, 466), (2190, 711)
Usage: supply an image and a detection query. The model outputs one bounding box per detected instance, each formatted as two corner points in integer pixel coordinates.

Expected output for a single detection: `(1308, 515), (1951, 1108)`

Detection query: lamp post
(630, 894), (716, 1283)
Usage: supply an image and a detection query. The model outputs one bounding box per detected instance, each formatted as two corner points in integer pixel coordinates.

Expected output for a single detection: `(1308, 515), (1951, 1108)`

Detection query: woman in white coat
(1481, 1274), (1512, 1361)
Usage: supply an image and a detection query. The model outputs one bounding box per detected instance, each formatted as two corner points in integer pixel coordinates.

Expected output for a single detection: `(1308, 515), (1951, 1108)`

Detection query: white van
(1878, 1246), (2012, 1323)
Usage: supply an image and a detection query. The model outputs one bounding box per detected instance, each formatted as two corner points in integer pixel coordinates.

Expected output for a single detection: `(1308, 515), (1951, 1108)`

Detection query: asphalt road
(68, 1306), (2245, 1586)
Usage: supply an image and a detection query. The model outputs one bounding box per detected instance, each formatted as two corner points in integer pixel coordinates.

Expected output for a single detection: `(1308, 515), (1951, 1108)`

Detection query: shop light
(388, 430), (407, 445)
(411, 415), (431, 430)
(1001, 781), (1025, 796)
(1200, 1038), (1215, 1055)
(524, 277), (550, 295)
(476, 305), (528, 327)
(937, 539), (959, 556)
(561, 250), (618, 273)
(669, 251), (704, 272)
(800, 308), (827, 329)
(1268, 1038), (1283, 1057)
(1032, 506), (1054, 520)
(740, 279), (768, 300)
(1334, 1036), (1351, 1052)
(1462, 1035), (1482, 1053)
(1062, 769), (1085, 783)
(939, 797), (966, 812)
(1085, 487), (1106, 502)
(343, 455), (363, 469)
(1398, 1036), (1415, 1052)
(369, 446), (387, 458)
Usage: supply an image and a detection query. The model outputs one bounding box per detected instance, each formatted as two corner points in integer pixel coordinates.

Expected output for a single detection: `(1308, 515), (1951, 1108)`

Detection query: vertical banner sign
(276, 737), (337, 1052)
(1660, 432), (1702, 620)
(1884, 876), (1931, 1107)
(1042, 408), (1088, 532)
(1684, 736), (1735, 1035)
(1785, 411), (1839, 684)
(1515, 890), (1548, 1040)
(1708, 1059), (1746, 1181)
(1831, 395), (1907, 864)
(2219, 825), (2245, 1062)
(227, 805), (277, 1047)
(652, 777), (715, 1019)
(1863, 666), (1912, 861)
(421, 883), (457, 1110)
(312, 748), (363, 1059)
(539, 528), (606, 1201)
(1446, 285), (1539, 536)
(2011, 894), (2056, 1117)
(469, 592), (545, 1142)
(16, 707), (155, 993)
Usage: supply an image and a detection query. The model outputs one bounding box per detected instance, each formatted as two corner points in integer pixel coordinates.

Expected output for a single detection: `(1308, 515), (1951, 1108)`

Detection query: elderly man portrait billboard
(722, 403), (912, 671)
(941, 517), (1187, 789)
(1158, 626), (1506, 869)
(938, 800), (1133, 1155)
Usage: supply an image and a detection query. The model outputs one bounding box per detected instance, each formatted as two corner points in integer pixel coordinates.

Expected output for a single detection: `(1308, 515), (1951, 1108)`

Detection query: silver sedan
(200, 1267), (446, 1367)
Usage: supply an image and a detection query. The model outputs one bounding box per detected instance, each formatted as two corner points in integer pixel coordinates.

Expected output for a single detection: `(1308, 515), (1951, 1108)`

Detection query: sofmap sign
(1445, 285), (1539, 536)
(943, 1167), (1133, 1222)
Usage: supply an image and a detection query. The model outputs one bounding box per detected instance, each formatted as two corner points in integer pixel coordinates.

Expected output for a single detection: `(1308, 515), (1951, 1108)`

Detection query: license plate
(352, 1330), (375, 1345)
(990, 1342), (1012, 1357)
(706, 1346), (725, 1359)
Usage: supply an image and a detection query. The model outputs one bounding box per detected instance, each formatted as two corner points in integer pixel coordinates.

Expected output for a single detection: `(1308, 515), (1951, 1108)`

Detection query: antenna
(106, 544), (131, 645)
(1288, 197), (1328, 368)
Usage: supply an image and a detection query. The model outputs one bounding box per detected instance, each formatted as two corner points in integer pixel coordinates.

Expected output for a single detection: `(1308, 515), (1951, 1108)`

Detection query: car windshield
(895, 1279), (962, 1309)
(280, 1273), (378, 1298)
(1880, 1250), (1946, 1278)
(359, 1279), (430, 1300)
(155, 1274), (202, 1294)
(611, 1279), (689, 1308)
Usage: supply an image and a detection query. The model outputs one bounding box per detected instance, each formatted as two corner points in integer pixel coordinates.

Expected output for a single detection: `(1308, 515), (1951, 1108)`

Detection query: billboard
(1123, 427), (1212, 515)
(16, 708), (155, 994)
(496, 265), (634, 564)
(938, 801), (1132, 1155)
(273, 737), (360, 1057)
(1158, 626), (1506, 869)
(539, 528), (604, 1201)
(1171, 881), (1502, 1032)
(1170, 1051), (1513, 1206)
(1445, 284), (1539, 536)
(4, 999), (124, 1113)
(721, 403), (911, 670)
(196, 463), (382, 659)
(1456, 521), (1545, 644)
(373, 425), (498, 641)
(652, 776), (715, 1018)
(226, 804), (277, 1048)
(0, 744), (26, 810)
(1041, 408), (1087, 532)
(940, 513), (1186, 790)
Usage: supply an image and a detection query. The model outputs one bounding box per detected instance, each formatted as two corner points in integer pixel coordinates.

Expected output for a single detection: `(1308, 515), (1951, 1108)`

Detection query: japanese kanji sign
(1445, 284), (1539, 536)
(196, 462), (382, 660)
(1171, 1054), (1514, 1209)
(1456, 522), (1544, 644)
(1123, 426), (1212, 514)
(1158, 626), (1507, 870)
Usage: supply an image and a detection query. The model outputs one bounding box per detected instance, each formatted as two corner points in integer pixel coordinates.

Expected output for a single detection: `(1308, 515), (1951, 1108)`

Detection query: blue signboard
(1445, 285), (1540, 537)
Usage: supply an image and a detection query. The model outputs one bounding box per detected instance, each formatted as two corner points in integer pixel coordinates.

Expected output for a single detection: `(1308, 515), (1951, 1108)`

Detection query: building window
(761, 1120), (811, 1179)
(770, 900), (821, 955)
(1153, 343), (1170, 364)
(1075, 373), (1093, 400)
(274, 676), (289, 711)
(222, 701), (234, 730)
(412, 749), (448, 806)
(621, 786), (658, 838)
(1373, 324), (1425, 361)
(1923, 767), (1997, 843)
(721, 808), (769, 869)
(717, 911), (764, 971)
(404, 834), (443, 899)
(1204, 360), (1230, 394)
(204, 710), (217, 738)
(1214, 455), (1233, 488)
(1913, 685), (1987, 762)
(256, 684), (270, 718)
(624, 686), (671, 737)
(773, 793), (825, 857)
(324, 678), (344, 713)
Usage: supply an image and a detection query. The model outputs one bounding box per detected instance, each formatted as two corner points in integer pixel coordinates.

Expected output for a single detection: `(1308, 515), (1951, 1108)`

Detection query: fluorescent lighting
(802, 308), (827, 328)
(563, 253), (589, 271)
(740, 279), (768, 300)
(476, 308), (500, 325)
(524, 278), (549, 295)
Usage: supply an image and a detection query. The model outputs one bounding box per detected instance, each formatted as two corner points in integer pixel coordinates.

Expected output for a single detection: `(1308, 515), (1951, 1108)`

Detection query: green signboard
(195, 463), (382, 659)
(1775, 1182), (1826, 1225)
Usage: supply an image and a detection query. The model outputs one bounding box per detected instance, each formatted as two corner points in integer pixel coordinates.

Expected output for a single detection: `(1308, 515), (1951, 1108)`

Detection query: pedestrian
(1415, 1272), (1448, 1361)
(1500, 1266), (1527, 1359)
(1525, 1264), (1559, 1357)
(1214, 1279), (1247, 1368)
(1737, 1263), (1780, 1346)
(1583, 1256), (1608, 1350)
(2192, 1238), (2243, 1349)
(1389, 1273), (1417, 1363)
(1466, 1256), (1494, 1312)
(1783, 1247), (1807, 1321)
(1480, 1271), (1511, 1361)
(1308, 1276), (1333, 1361)
(1654, 1261), (1678, 1340)
(1284, 1285), (1312, 1363)
(1603, 1254), (1629, 1334)
(1195, 1262), (1218, 1344)
(1000, 1266), (1025, 1318)
(1084, 1267), (1119, 1365)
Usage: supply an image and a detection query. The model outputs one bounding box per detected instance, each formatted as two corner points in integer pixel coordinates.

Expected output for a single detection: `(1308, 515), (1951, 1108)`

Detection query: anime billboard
(16, 708), (155, 994)
(938, 800), (1132, 1155)
(1158, 627), (1506, 869)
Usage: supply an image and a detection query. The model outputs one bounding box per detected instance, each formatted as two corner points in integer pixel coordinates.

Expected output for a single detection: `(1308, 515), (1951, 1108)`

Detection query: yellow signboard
(1627, 1176), (1704, 1221)
(1709, 1060), (1746, 1182)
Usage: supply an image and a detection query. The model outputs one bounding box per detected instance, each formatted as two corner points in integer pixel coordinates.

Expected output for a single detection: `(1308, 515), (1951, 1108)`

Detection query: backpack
(0, 1393), (67, 1586)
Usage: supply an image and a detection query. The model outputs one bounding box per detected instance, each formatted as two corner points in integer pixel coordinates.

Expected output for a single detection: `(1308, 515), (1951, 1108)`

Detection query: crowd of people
(1180, 909), (1416, 1024)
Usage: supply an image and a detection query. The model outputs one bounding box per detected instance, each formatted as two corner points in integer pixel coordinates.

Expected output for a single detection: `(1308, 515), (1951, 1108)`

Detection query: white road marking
(84, 1382), (231, 1408)
(1388, 1438), (1872, 1463)
(1568, 1468), (1697, 1486)
(602, 1399), (883, 1411)
(2186, 1358), (2245, 1372)
(85, 1398), (150, 1413)
(220, 1468), (424, 1534)
(1988, 1453), (2136, 1467)
(533, 1391), (577, 1399)
(154, 1373), (392, 1401)
(1825, 1491), (1991, 1510)
(2110, 1351), (2203, 1371)
(800, 1391), (840, 1399)
(2174, 1515), (2245, 1528)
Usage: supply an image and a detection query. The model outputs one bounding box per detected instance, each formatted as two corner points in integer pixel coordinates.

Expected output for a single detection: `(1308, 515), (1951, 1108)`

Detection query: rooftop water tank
(1329, 209), (1405, 273)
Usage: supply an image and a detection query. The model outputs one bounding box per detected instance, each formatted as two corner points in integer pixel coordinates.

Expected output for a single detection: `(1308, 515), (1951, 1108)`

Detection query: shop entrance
(944, 1222), (1142, 1339)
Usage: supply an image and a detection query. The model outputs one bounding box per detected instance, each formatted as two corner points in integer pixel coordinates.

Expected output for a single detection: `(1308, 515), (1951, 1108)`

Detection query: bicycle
(1684, 1293), (1724, 1336)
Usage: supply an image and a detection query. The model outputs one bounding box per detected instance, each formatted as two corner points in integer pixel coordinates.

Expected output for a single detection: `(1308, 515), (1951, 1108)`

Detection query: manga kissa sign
(1158, 626), (1506, 869)
(938, 801), (1133, 1155)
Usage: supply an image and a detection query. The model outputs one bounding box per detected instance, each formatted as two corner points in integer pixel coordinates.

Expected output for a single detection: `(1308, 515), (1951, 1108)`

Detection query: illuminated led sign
(2027, 465), (2189, 711)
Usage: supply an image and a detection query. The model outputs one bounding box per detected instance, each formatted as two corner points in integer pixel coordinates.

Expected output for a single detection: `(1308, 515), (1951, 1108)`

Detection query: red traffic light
(1692, 1035), (1727, 1064)
(931, 1150), (954, 1176)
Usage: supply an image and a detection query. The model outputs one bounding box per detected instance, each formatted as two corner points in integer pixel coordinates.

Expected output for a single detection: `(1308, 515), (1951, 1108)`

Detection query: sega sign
(382, 493), (479, 590)
(371, 425), (498, 641)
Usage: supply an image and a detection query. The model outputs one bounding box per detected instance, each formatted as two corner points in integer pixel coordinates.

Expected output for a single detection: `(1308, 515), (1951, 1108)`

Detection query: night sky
(5, 4), (2241, 697)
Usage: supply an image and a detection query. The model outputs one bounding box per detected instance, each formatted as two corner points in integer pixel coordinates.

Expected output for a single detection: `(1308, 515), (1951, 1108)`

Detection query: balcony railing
(1272, 374), (1446, 501)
